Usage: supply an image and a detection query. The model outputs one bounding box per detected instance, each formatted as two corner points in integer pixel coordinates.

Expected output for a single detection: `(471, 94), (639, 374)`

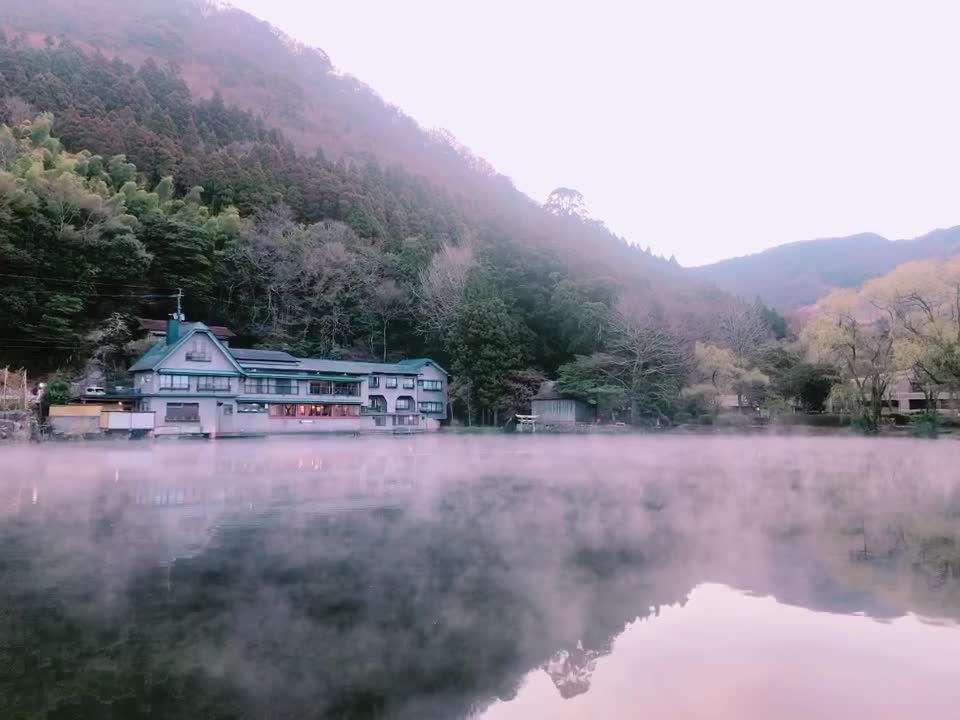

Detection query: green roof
(128, 323), (245, 374)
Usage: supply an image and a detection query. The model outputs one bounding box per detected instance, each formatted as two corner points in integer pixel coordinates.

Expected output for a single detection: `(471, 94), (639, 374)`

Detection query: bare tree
(369, 279), (408, 361)
(415, 241), (476, 337)
(588, 301), (691, 423)
(717, 299), (769, 366)
(716, 299), (769, 410)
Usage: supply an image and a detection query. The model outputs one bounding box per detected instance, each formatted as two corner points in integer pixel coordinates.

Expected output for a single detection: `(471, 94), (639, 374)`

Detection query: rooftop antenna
(171, 288), (185, 321)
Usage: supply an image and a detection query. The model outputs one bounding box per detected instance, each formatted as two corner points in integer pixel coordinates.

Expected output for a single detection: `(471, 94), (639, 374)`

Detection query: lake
(1, 435), (958, 719)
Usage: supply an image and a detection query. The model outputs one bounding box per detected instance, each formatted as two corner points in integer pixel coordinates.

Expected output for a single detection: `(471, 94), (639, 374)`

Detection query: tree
(717, 299), (768, 367)
(773, 362), (837, 412)
(558, 305), (689, 424)
(684, 342), (768, 417)
(802, 288), (895, 431)
(447, 271), (527, 425)
(544, 187), (588, 220)
(415, 241), (475, 337)
(866, 257), (960, 416)
(716, 299), (770, 411)
(369, 279), (408, 362)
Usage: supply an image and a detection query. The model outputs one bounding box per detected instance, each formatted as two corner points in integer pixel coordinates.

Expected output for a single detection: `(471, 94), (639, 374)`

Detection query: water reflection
(483, 584), (960, 720)
(0, 436), (958, 719)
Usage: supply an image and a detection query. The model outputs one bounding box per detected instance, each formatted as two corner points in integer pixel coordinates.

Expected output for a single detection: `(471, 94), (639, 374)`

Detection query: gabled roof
(231, 348), (299, 364)
(396, 358), (449, 376)
(129, 323), (245, 374)
(533, 381), (568, 401)
(137, 318), (235, 339)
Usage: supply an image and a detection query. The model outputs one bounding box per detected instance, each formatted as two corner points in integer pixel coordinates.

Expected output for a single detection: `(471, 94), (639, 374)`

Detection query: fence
(0, 368), (31, 410)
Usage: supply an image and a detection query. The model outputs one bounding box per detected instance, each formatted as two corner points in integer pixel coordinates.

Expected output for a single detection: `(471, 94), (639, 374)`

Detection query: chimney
(166, 315), (181, 345)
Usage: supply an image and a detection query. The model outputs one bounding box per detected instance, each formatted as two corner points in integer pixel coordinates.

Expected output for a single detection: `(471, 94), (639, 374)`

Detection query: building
(826, 370), (959, 416)
(885, 371), (959, 415)
(127, 318), (448, 436)
(530, 382), (595, 425)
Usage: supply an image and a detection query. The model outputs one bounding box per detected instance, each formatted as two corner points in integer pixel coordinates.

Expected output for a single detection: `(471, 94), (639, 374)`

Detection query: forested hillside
(693, 227), (960, 310)
(0, 9), (737, 423)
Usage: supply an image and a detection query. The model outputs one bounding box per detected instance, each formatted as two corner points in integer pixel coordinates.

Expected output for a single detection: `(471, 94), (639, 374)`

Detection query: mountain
(0, 0), (724, 322)
(691, 226), (960, 310)
(0, 0), (733, 424)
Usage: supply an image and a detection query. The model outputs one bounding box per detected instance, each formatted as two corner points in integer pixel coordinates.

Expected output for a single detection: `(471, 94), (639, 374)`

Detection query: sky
(227, 0), (960, 266)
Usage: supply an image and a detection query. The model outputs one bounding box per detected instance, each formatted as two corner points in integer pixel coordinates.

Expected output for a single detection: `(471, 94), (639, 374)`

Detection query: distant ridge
(690, 226), (960, 309)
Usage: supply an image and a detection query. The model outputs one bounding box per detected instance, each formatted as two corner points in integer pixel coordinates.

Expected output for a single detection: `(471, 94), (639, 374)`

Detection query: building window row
(394, 414), (419, 426)
(395, 396), (414, 411)
(243, 377), (295, 395)
(268, 403), (361, 418)
(419, 379), (443, 391)
(309, 380), (360, 396)
(419, 401), (444, 413)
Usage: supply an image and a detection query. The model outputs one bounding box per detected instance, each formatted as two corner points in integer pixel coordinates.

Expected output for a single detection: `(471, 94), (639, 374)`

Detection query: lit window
(237, 402), (268, 413)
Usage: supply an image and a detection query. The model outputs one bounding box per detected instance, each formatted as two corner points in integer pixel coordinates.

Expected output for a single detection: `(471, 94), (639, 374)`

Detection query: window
(222, 404), (234, 415)
(197, 376), (231, 391)
(185, 340), (211, 362)
(419, 401), (444, 413)
(395, 396), (414, 411)
(165, 402), (199, 423)
(402, 377), (415, 389)
(243, 377), (267, 394)
(309, 380), (360, 396)
(159, 375), (190, 391)
(368, 395), (387, 412)
(393, 414), (419, 426)
(373, 416), (386, 427)
(419, 379), (443, 391)
(269, 403), (299, 418)
(269, 403), (360, 418)
(368, 375), (380, 389)
(237, 402), (268, 413)
(385, 376), (398, 389)
(244, 378), (296, 394)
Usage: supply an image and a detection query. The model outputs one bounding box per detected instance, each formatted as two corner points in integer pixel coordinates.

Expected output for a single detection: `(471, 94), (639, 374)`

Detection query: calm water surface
(1, 435), (958, 719)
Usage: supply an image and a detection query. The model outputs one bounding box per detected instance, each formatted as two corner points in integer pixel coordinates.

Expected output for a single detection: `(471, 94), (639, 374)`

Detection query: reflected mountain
(0, 437), (957, 719)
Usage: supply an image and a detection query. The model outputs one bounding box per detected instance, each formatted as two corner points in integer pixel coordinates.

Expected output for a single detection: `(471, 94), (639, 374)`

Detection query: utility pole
(172, 288), (185, 321)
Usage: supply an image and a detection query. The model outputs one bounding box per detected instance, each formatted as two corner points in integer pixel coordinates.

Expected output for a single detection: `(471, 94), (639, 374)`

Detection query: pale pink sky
(481, 584), (960, 719)
(228, 0), (960, 266)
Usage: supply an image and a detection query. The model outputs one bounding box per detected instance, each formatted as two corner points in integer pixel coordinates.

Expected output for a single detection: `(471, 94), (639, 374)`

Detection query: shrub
(908, 413), (941, 439)
(46, 377), (72, 406)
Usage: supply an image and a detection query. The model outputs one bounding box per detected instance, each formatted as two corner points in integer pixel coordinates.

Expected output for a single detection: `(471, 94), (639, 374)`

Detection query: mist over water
(1, 436), (958, 719)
